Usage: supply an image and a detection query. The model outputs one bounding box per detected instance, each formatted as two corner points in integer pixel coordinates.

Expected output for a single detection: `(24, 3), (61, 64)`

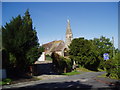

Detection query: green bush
(104, 52), (120, 79)
(51, 52), (72, 74)
(104, 59), (116, 74)
(0, 78), (12, 85)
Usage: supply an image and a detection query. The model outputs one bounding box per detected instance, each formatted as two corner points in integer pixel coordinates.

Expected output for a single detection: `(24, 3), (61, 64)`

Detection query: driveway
(2, 71), (120, 89)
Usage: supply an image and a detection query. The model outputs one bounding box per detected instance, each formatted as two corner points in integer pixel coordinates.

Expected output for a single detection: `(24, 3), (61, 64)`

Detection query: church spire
(66, 19), (72, 35)
(65, 19), (73, 49)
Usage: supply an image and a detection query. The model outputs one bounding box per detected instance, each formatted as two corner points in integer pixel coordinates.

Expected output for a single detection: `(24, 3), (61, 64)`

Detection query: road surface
(2, 71), (120, 89)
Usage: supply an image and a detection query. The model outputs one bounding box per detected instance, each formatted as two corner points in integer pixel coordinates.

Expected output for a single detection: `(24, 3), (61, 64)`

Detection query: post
(112, 37), (115, 59)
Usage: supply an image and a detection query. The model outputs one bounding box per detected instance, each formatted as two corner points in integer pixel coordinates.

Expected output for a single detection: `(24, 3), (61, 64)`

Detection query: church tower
(65, 19), (73, 49)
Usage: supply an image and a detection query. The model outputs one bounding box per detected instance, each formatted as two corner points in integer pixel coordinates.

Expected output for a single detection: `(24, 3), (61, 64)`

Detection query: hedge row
(51, 52), (73, 74)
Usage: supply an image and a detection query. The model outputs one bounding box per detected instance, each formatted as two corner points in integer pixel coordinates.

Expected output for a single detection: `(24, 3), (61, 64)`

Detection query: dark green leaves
(2, 10), (41, 74)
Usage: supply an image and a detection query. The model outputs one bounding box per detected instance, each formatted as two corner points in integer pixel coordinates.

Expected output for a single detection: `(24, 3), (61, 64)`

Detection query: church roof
(42, 40), (65, 52)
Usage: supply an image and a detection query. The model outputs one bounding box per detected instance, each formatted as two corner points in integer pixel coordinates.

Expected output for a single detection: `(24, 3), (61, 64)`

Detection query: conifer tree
(2, 10), (41, 75)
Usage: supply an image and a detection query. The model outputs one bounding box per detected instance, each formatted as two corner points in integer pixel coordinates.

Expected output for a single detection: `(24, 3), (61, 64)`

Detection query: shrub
(104, 59), (115, 74)
(51, 52), (72, 74)
(0, 78), (12, 85)
(104, 52), (120, 79)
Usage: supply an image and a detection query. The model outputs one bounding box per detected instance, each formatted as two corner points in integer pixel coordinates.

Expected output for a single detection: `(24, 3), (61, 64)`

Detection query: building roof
(42, 40), (65, 52)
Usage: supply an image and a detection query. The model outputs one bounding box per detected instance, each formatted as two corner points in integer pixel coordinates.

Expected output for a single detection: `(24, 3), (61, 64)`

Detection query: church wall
(55, 51), (64, 57)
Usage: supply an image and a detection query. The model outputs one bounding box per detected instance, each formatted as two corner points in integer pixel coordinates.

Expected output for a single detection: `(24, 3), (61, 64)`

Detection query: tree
(93, 36), (113, 59)
(69, 38), (100, 71)
(92, 36), (113, 69)
(2, 9), (40, 75)
(104, 52), (120, 79)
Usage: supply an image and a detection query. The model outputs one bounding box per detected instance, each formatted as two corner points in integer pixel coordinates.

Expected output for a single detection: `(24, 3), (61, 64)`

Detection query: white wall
(38, 52), (45, 61)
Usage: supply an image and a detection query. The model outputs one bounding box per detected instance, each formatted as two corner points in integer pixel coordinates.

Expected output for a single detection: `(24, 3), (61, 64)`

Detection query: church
(42, 19), (73, 57)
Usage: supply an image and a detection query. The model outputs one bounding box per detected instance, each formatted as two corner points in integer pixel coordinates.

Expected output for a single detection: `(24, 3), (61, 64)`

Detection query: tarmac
(1, 71), (120, 89)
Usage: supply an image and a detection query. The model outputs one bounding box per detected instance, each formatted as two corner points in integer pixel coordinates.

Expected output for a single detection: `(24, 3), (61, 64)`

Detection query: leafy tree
(69, 38), (100, 71)
(92, 36), (113, 70)
(93, 36), (113, 59)
(2, 9), (40, 75)
(104, 52), (120, 79)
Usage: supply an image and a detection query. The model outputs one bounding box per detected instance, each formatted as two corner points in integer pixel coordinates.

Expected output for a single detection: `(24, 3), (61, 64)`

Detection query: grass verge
(76, 67), (93, 72)
(62, 67), (94, 76)
(97, 73), (120, 80)
(0, 78), (12, 85)
(97, 73), (107, 78)
(61, 70), (80, 76)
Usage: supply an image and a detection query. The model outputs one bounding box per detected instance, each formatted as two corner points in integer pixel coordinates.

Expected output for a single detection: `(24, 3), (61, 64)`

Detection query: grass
(61, 70), (81, 76)
(97, 72), (120, 80)
(33, 77), (42, 80)
(61, 67), (94, 76)
(76, 67), (93, 72)
(97, 73), (107, 78)
(98, 68), (106, 72)
(0, 78), (12, 85)
(45, 55), (52, 61)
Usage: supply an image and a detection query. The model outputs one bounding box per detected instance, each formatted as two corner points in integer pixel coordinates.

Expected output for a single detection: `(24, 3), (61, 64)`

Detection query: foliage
(69, 38), (100, 71)
(51, 52), (72, 74)
(38, 46), (44, 55)
(2, 49), (9, 69)
(2, 9), (41, 75)
(69, 36), (114, 71)
(93, 36), (114, 69)
(76, 66), (93, 72)
(93, 36), (113, 59)
(46, 55), (52, 61)
(104, 52), (120, 79)
(0, 78), (12, 85)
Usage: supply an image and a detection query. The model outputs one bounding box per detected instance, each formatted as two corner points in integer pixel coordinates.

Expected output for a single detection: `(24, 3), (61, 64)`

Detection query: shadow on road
(108, 81), (120, 89)
(5, 80), (93, 89)
(25, 81), (92, 88)
(3, 80), (120, 89)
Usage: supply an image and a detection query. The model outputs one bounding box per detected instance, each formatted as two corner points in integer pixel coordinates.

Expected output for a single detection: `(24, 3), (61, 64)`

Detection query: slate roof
(42, 40), (65, 52)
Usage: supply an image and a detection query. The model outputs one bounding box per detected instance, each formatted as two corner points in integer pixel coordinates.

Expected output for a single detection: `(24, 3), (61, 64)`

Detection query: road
(2, 71), (120, 89)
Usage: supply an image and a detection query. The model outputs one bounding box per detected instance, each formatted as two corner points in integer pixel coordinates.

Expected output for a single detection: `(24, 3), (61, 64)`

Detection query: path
(2, 71), (120, 89)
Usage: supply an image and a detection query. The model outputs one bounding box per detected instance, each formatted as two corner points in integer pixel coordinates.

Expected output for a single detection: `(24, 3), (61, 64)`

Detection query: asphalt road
(2, 71), (120, 89)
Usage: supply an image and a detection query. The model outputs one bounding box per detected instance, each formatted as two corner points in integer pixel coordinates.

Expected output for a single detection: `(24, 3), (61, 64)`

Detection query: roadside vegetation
(104, 52), (120, 79)
(51, 36), (119, 79)
(46, 55), (52, 61)
(61, 70), (80, 76)
(61, 66), (93, 76)
(2, 10), (44, 79)
(69, 37), (120, 79)
(51, 52), (72, 74)
(0, 78), (12, 85)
